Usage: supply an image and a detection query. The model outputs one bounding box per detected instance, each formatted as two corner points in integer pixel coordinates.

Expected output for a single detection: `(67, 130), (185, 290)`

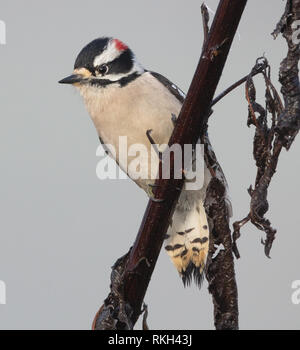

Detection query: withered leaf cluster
(233, 0), (300, 258)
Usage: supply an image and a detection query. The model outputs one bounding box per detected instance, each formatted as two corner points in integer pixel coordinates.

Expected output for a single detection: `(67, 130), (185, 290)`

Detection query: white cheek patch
(93, 39), (121, 67)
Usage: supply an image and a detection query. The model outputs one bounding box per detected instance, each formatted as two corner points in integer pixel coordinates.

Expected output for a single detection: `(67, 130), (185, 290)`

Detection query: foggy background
(0, 0), (299, 329)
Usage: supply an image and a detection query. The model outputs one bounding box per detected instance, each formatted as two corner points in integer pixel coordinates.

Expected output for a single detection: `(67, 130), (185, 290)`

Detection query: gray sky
(0, 0), (299, 329)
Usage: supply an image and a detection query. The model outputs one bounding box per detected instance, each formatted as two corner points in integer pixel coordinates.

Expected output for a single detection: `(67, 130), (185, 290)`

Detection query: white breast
(77, 72), (182, 188)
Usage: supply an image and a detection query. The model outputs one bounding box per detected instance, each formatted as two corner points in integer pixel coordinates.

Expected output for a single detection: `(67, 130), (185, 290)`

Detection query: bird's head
(59, 37), (144, 87)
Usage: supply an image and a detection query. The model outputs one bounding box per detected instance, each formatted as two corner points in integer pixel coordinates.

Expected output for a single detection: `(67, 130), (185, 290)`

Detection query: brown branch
(93, 0), (247, 330)
(233, 0), (300, 258)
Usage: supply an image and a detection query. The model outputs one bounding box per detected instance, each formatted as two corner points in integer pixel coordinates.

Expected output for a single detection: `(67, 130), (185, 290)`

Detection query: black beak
(58, 74), (83, 84)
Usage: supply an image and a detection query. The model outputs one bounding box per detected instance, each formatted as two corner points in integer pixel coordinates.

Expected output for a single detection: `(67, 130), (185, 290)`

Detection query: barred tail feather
(165, 200), (209, 287)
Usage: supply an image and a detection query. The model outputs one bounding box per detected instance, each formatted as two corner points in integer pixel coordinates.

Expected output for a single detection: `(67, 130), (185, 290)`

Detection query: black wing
(149, 71), (186, 104)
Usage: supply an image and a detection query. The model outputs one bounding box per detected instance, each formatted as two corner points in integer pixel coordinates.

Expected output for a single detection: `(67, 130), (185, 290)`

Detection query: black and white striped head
(59, 37), (144, 87)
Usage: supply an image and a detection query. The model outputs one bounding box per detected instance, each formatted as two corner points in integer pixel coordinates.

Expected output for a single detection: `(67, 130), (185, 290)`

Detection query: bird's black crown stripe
(74, 37), (110, 72)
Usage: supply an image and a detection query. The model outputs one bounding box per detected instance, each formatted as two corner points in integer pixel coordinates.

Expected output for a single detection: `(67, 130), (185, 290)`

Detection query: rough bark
(203, 136), (239, 330)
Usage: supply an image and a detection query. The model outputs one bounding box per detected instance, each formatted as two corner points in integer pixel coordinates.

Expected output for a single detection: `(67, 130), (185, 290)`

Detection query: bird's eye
(96, 64), (109, 76)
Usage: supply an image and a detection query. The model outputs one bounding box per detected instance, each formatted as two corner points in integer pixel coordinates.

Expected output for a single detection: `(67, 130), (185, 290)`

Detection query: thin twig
(211, 57), (268, 107)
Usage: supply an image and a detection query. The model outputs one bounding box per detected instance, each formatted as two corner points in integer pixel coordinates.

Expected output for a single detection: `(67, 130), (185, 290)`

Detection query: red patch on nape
(114, 39), (128, 52)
